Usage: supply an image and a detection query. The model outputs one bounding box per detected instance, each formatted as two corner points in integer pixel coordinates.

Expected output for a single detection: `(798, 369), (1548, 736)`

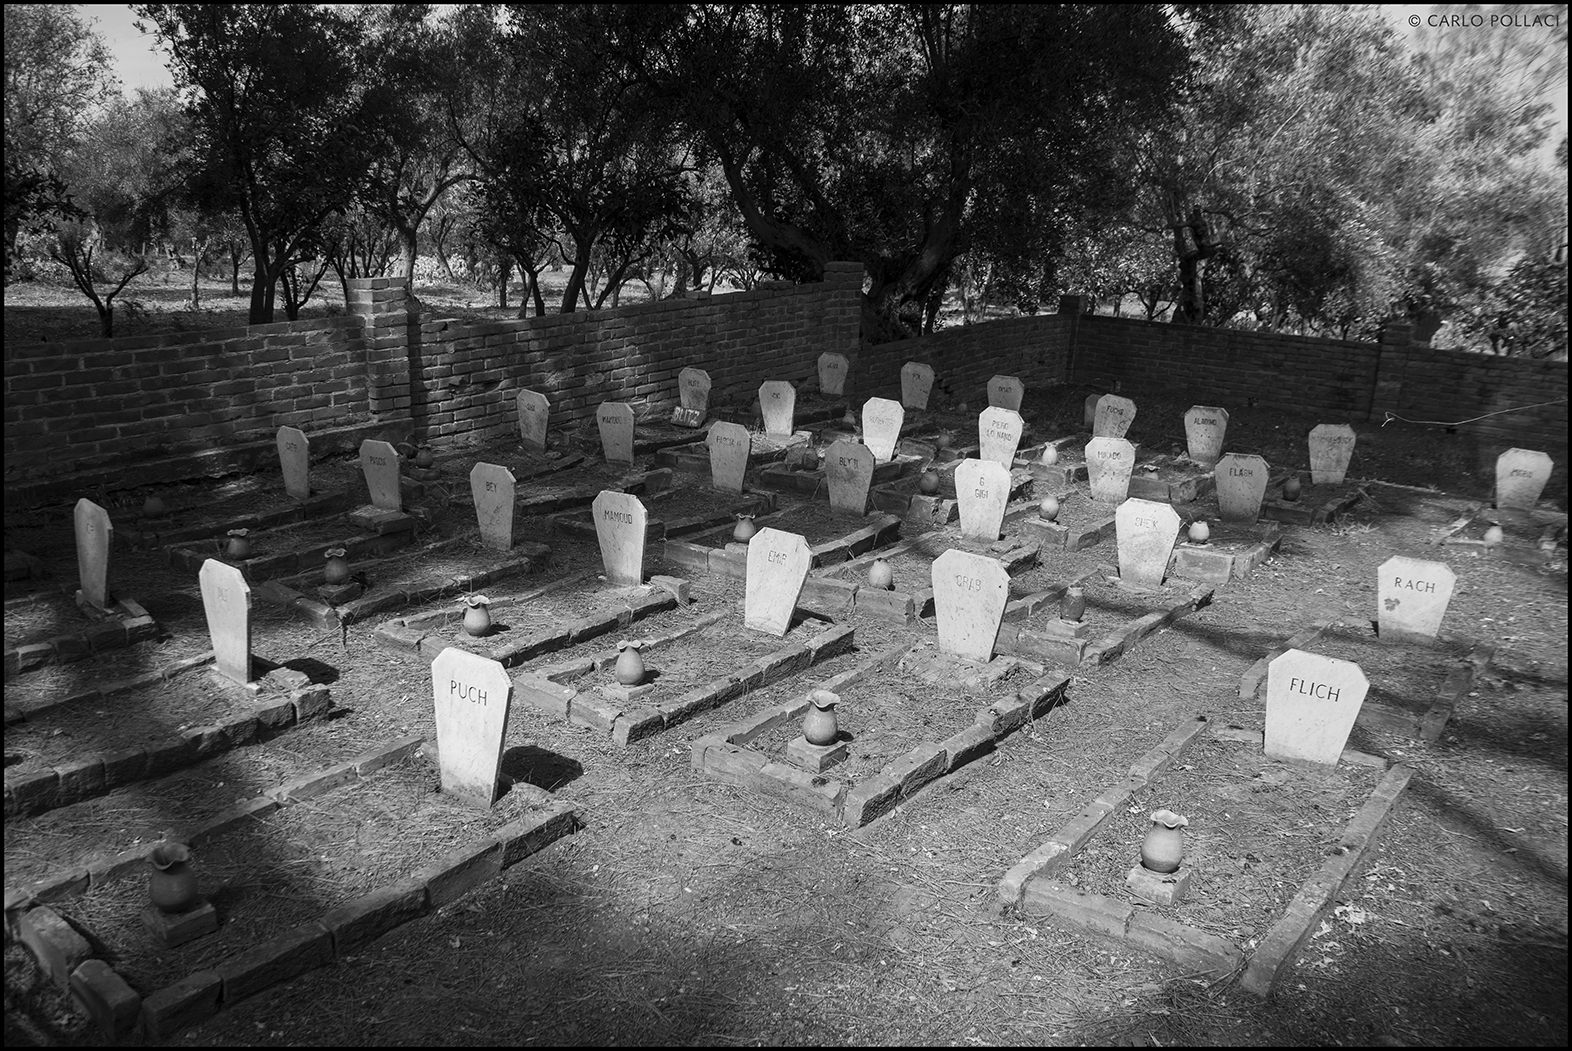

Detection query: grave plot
(4, 590), (160, 680)
(868, 468), (958, 535)
(401, 445), (587, 491)
(1261, 473), (1366, 526)
(1017, 435), (1095, 487)
(656, 428), (811, 480)
(1126, 452), (1216, 505)
(456, 459), (673, 518)
(165, 508), (421, 583)
(113, 471), (358, 553)
(816, 529), (1039, 624)
(663, 501), (903, 581)
(996, 573), (1214, 669)
(552, 484), (774, 541)
(1165, 518), (1282, 584)
(1010, 485), (1119, 552)
(756, 449), (923, 497)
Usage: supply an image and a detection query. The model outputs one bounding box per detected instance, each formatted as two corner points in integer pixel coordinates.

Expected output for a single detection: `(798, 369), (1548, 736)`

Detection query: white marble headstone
(931, 549), (1011, 662)
(977, 407), (1025, 468)
(1378, 555), (1456, 643)
(862, 397), (905, 462)
(1265, 649), (1368, 766)
(1093, 395), (1137, 439)
(359, 439), (402, 512)
(1085, 437), (1136, 504)
(745, 527), (811, 637)
(431, 647), (512, 809)
(955, 459), (1011, 541)
(469, 462), (517, 551)
(74, 498), (113, 611)
(901, 361), (935, 410)
(598, 402), (636, 463)
(1184, 406), (1229, 466)
(517, 389), (549, 452)
(818, 352), (850, 396)
(1084, 393), (1101, 430)
(1495, 448), (1553, 510)
(707, 421), (752, 493)
(592, 490), (647, 585)
(1308, 424), (1356, 485)
(759, 380), (796, 438)
(199, 557), (252, 685)
(277, 426), (310, 501)
(824, 440), (875, 516)
(987, 375), (1024, 411)
(1215, 453), (1269, 523)
(1115, 499), (1181, 589)
(678, 367), (712, 414)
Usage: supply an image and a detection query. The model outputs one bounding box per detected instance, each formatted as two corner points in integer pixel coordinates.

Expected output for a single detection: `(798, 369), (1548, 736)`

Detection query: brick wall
(855, 313), (1076, 407)
(1376, 341), (1568, 448)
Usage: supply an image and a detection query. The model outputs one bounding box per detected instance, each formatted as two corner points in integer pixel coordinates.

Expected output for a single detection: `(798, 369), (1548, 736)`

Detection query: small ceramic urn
(1282, 475), (1302, 502)
(226, 528), (252, 559)
(1040, 444), (1059, 467)
(733, 514), (757, 542)
(414, 446), (436, 469)
(1140, 809), (1188, 874)
(842, 409), (858, 430)
(1187, 520), (1210, 545)
(323, 548), (351, 585)
(934, 430), (954, 453)
(462, 595), (492, 636)
(1483, 524), (1504, 549)
(802, 689), (840, 746)
(918, 470), (941, 495)
(1039, 495), (1060, 522)
(615, 640), (645, 686)
(868, 558), (893, 590)
(1061, 585), (1086, 622)
(143, 495), (167, 518)
(148, 841), (200, 913)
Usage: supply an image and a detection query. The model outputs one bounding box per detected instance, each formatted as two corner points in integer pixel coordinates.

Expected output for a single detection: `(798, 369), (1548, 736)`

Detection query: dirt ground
(4, 349), (1567, 1046)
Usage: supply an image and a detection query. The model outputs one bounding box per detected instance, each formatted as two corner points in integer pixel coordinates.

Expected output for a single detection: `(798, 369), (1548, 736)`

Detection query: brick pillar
(823, 260), (866, 395)
(1368, 319), (1411, 422)
(347, 277), (415, 423)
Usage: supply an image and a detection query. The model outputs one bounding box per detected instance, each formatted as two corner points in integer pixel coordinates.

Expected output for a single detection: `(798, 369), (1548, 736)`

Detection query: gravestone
(861, 397), (905, 461)
(592, 490), (647, 585)
(73, 498), (114, 612)
(1093, 395), (1137, 439)
(707, 421), (752, 493)
(516, 390), (549, 452)
(954, 459), (1011, 541)
(824, 440), (876, 516)
(1184, 406), (1229, 466)
(759, 380), (796, 437)
(1265, 649), (1369, 766)
(469, 463), (517, 551)
(1084, 394), (1101, 430)
(598, 402), (636, 463)
(931, 549), (1011, 662)
(1085, 437), (1136, 504)
(1308, 424), (1356, 485)
(818, 352), (850, 397)
(359, 439), (402, 512)
(431, 647), (512, 809)
(987, 374), (1024, 411)
(1115, 498), (1182, 589)
(1378, 555), (1456, 643)
(199, 558), (252, 685)
(678, 367), (712, 415)
(1215, 453), (1269, 523)
(277, 426), (310, 501)
(1495, 448), (1553, 510)
(901, 361), (935, 409)
(745, 528), (811, 636)
(977, 407), (1025, 468)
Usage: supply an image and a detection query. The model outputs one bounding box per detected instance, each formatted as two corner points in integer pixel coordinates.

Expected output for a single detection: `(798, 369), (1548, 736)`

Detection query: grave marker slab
(954, 459), (1011, 541)
(1265, 649), (1368, 765)
(1085, 437), (1136, 504)
(707, 421), (752, 493)
(1184, 406), (1229, 466)
(987, 375), (1024, 411)
(1378, 556), (1456, 642)
(360, 439), (402, 512)
(199, 558), (251, 685)
(824, 440), (876, 516)
(931, 549), (1011, 662)
(598, 402), (636, 463)
(678, 367), (712, 414)
(745, 527), (811, 636)
(277, 426), (310, 501)
(592, 490), (647, 585)
(901, 361), (935, 409)
(1308, 424), (1356, 485)
(1495, 448), (1553, 510)
(861, 397), (905, 462)
(431, 647), (512, 808)
(818, 352), (850, 396)
(469, 463), (517, 551)
(1084, 394), (1102, 430)
(1215, 453), (1269, 523)
(516, 390), (549, 452)
(978, 407), (1025, 468)
(74, 498), (113, 611)
(759, 380), (796, 438)
(1115, 499), (1182, 589)
(1093, 395), (1137, 439)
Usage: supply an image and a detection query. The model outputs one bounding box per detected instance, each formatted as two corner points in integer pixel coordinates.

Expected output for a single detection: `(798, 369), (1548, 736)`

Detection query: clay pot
(143, 495), (167, 517)
(918, 470), (940, 495)
(1140, 810), (1188, 874)
(148, 842), (199, 913)
(868, 559), (893, 590)
(956, 401), (969, 414)
(733, 514), (757, 542)
(1483, 524), (1504, 548)
(463, 597), (492, 637)
(414, 447), (435, 469)
(1039, 495), (1060, 522)
(1061, 586), (1086, 622)
(614, 640), (645, 686)
(1282, 476), (1302, 502)
(802, 689), (840, 746)
(1188, 521), (1210, 545)
(323, 549), (351, 585)
(226, 529), (252, 559)
(934, 431), (954, 452)
(1041, 444), (1059, 466)
(843, 409), (857, 429)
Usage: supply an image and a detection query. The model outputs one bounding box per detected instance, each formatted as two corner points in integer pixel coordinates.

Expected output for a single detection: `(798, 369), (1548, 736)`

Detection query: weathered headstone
(901, 361), (935, 409)
(1378, 556), (1456, 643)
(954, 459), (1011, 541)
(469, 463), (517, 551)
(824, 440), (876, 516)
(597, 402), (636, 463)
(931, 549), (1011, 662)
(818, 352), (850, 396)
(1115, 498), (1182, 589)
(74, 498), (113, 611)
(1093, 394), (1137, 439)
(277, 426), (310, 501)
(431, 647), (512, 808)
(1184, 406), (1229, 466)
(1265, 649), (1369, 765)
(1308, 424), (1356, 485)
(759, 380), (796, 438)
(861, 397), (905, 461)
(1084, 393), (1101, 430)
(707, 421), (752, 493)
(678, 367), (712, 414)
(745, 527), (811, 636)
(1085, 437), (1136, 504)
(592, 490), (647, 585)
(1215, 453), (1270, 523)
(977, 407), (1025, 468)
(516, 389), (549, 452)
(199, 558), (252, 685)
(359, 439), (402, 512)
(1495, 448), (1553, 510)
(987, 375), (1024, 411)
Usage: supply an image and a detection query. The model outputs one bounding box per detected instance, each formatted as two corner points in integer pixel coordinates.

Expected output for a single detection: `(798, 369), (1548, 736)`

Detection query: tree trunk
(1170, 207), (1219, 325)
(397, 221), (418, 286)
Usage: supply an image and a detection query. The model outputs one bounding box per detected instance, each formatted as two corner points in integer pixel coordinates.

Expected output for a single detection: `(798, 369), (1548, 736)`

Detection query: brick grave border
(4, 594), (161, 680)
(756, 452), (924, 497)
(1260, 477), (1368, 527)
(551, 488), (776, 542)
(1126, 453), (1217, 505)
(1167, 522), (1282, 585)
(1009, 495), (1118, 552)
(5, 735), (580, 1043)
(999, 584), (1215, 669)
(166, 509), (420, 583)
(816, 530), (1040, 624)
(663, 510), (904, 584)
(115, 490), (350, 552)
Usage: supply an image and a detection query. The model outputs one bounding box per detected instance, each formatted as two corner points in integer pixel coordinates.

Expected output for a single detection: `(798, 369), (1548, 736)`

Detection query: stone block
(319, 880), (428, 956)
(141, 899), (220, 947)
(515, 674), (576, 719)
(1124, 911), (1242, 979)
(52, 757), (106, 802)
(941, 724), (997, 770)
(1019, 881), (1132, 938)
(888, 742), (948, 798)
(785, 736), (849, 772)
(70, 959), (141, 1042)
(141, 970), (221, 1039)
(1125, 864), (1193, 906)
(413, 839), (504, 909)
(842, 771), (901, 828)
(216, 922), (333, 1004)
(17, 906), (91, 989)
(494, 802), (581, 867)
(291, 684), (333, 722)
